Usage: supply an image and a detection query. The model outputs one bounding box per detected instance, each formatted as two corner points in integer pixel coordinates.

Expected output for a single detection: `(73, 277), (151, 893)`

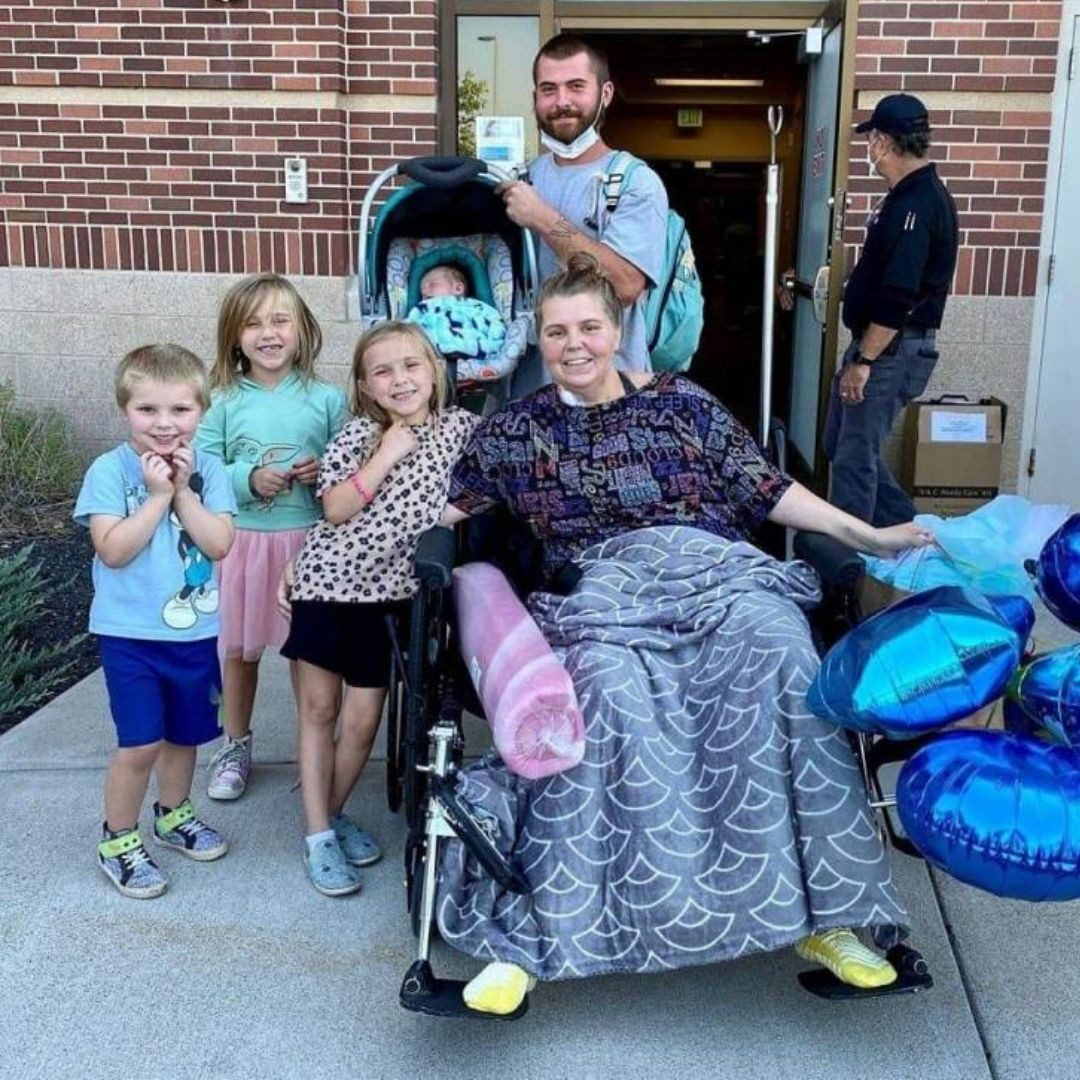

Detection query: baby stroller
(389, 512), (934, 1022)
(357, 156), (540, 391)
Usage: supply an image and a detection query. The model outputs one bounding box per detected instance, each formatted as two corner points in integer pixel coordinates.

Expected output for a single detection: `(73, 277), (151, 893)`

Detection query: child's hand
(276, 559), (295, 619)
(378, 420), (419, 466)
(250, 466), (290, 499)
(289, 455), (320, 486)
(171, 445), (195, 492)
(141, 452), (175, 497)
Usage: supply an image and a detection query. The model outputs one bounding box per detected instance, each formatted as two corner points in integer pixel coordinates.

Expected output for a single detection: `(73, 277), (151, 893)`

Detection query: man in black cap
(822, 93), (959, 525)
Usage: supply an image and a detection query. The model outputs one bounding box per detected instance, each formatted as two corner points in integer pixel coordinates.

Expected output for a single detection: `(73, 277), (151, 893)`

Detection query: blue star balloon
(807, 585), (1026, 739)
(897, 729), (1080, 902)
(1006, 643), (1080, 746)
(1027, 512), (1080, 632)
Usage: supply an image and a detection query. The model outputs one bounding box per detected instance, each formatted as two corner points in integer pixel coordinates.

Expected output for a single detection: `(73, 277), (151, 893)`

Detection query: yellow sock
(795, 928), (898, 989)
(462, 962), (536, 1015)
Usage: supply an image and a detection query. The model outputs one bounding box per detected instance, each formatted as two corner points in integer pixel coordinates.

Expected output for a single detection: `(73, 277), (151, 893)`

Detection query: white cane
(760, 106), (784, 449)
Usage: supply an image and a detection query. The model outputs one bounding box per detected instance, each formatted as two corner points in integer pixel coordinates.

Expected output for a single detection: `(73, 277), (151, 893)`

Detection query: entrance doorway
(579, 28), (830, 469)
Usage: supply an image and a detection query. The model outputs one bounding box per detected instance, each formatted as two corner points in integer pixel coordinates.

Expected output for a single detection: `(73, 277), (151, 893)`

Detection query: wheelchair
(384, 508), (933, 1021)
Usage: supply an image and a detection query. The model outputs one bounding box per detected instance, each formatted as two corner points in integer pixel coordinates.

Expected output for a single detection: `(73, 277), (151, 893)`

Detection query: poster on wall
(475, 116), (526, 170)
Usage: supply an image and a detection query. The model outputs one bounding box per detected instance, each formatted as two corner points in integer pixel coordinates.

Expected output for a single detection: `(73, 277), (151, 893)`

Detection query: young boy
(74, 344), (237, 898)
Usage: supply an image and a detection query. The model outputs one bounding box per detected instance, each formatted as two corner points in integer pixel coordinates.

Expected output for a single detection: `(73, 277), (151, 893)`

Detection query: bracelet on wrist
(350, 470), (374, 505)
(854, 354), (876, 366)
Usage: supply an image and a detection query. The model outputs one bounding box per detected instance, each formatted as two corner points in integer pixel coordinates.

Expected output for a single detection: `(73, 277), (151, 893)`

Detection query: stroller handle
(399, 157), (487, 188)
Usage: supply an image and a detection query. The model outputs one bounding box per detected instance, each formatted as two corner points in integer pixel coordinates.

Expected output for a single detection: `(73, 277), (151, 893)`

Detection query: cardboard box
(901, 395), (1006, 517)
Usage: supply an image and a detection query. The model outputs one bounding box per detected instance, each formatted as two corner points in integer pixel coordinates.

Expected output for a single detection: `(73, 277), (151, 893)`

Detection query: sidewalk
(2, 649), (1079, 1080)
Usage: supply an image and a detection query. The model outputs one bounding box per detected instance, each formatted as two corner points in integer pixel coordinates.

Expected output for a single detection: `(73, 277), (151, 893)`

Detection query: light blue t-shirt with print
(73, 444), (237, 642)
(513, 149), (669, 396)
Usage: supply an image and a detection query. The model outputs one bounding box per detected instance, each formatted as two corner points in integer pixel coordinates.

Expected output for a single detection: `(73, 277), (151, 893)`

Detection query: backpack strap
(594, 151), (641, 237)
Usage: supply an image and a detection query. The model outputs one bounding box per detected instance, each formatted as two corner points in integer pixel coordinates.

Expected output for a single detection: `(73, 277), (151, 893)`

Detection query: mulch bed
(0, 512), (98, 736)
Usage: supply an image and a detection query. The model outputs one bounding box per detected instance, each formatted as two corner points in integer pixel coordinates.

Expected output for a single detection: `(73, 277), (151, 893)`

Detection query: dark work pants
(822, 333), (940, 527)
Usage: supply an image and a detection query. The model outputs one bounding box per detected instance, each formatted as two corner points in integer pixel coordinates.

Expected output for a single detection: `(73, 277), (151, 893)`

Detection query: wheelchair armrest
(415, 526), (455, 589)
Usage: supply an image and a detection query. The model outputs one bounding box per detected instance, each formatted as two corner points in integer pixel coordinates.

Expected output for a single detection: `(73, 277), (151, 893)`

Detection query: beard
(537, 98), (599, 142)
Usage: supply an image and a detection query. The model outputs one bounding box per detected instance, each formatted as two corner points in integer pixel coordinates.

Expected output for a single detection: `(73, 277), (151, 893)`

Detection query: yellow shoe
(795, 928), (898, 989)
(462, 962), (537, 1016)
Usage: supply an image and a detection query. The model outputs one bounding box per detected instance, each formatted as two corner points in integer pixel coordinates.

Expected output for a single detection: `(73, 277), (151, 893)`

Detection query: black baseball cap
(855, 93), (931, 137)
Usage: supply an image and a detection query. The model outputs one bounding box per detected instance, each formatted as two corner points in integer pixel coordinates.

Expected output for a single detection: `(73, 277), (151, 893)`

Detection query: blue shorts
(98, 636), (223, 748)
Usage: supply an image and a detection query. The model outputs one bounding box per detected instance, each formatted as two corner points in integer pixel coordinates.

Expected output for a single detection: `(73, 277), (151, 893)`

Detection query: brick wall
(0, 0), (438, 276)
(850, 0), (1061, 296)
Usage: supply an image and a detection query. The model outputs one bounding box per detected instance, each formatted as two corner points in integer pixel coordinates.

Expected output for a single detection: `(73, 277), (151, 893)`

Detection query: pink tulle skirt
(218, 527), (309, 661)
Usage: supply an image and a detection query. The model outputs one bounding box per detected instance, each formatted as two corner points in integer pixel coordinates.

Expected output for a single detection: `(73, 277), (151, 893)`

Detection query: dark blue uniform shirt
(842, 162), (959, 335)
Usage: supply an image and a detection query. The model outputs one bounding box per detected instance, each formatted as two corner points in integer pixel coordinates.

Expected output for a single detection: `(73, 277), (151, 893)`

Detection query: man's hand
(839, 362), (872, 406)
(250, 465), (291, 499)
(289, 455), (320, 486)
(497, 179), (553, 231)
(141, 452), (175, 497)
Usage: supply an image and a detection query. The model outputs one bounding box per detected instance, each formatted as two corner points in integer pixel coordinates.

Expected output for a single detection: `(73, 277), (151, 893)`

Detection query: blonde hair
(211, 273), (323, 390)
(349, 321), (448, 427)
(536, 251), (622, 333)
(115, 344), (209, 410)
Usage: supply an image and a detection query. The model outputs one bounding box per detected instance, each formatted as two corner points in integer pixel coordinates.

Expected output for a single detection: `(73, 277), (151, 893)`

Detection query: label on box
(930, 411), (987, 443)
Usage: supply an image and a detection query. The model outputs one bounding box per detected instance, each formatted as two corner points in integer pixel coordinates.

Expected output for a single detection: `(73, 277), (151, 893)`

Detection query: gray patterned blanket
(436, 526), (909, 981)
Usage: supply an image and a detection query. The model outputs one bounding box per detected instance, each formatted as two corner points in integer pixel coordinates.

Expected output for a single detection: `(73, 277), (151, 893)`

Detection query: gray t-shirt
(514, 149), (668, 395)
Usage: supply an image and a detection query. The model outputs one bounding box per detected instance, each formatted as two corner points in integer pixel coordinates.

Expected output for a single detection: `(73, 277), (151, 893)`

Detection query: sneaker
(153, 799), (228, 862)
(207, 735), (252, 801)
(98, 826), (169, 899)
(331, 813), (382, 867)
(795, 928), (898, 989)
(305, 835), (362, 897)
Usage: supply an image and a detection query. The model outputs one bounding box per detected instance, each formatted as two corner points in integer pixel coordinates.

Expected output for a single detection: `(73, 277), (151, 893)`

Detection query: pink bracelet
(350, 470), (373, 505)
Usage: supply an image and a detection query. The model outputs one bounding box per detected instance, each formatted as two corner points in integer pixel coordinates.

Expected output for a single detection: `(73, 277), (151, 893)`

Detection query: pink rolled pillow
(453, 562), (585, 779)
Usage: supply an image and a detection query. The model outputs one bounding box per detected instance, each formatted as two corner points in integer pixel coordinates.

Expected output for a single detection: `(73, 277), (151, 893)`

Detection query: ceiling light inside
(654, 77), (765, 88)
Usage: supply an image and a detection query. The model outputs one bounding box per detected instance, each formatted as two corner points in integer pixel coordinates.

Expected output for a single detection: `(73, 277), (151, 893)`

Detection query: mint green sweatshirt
(195, 372), (348, 532)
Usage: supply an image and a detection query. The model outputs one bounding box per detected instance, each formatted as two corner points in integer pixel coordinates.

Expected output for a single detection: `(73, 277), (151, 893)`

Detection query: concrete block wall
(0, 266), (356, 461)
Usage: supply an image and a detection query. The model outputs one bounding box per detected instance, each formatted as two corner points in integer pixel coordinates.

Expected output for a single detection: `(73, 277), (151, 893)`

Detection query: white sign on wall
(475, 116), (526, 169)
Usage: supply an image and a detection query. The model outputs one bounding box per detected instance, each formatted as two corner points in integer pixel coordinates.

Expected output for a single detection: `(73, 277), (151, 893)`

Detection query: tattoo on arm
(550, 217), (579, 241)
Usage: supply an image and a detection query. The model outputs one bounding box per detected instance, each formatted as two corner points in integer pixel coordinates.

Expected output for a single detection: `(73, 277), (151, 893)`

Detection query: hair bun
(564, 252), (604, 281)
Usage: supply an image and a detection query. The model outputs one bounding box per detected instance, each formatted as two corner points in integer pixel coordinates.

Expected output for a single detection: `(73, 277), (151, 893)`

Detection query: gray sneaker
(331, 813), (382, 867)
(153, 799), (228, 861)
(98, 826), (169, 899)
(207, 735), (252, 801)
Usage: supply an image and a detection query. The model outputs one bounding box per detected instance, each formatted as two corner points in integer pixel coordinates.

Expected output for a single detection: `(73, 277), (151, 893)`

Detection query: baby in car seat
(406, 265), (507, 367)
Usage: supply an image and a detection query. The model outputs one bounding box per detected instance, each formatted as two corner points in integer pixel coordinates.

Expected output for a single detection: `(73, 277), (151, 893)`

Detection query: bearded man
(497, 34), (670, 395)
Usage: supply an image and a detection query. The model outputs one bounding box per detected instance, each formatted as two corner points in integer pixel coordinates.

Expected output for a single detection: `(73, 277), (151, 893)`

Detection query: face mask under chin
(538, 99), (607, 160)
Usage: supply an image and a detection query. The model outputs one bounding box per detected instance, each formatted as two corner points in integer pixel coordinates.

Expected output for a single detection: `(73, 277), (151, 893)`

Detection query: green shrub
(0, 382), (85, 533)
(0, 544), (87, 721)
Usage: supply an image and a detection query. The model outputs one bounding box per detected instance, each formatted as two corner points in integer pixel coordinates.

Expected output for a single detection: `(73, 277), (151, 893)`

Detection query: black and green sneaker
(98, 826), (169, 899)
(153, 799), (228, 861)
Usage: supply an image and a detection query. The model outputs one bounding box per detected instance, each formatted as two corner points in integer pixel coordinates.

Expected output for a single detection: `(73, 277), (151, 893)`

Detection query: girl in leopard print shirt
(281, 321), (478, 897)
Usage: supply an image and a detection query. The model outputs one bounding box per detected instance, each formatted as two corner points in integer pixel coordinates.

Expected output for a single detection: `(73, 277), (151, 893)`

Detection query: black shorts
(281, 598), (409, 688)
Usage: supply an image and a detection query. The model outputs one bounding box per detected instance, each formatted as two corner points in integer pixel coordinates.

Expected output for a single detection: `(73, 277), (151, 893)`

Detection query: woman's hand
(276, 558), (295, 619)
(868, 522), (936, 558)
(250, 465), (291, 499)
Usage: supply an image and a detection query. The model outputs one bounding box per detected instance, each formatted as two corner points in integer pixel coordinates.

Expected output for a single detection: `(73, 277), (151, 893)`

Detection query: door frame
(1018, 0), (1079, 500)
(439, 0), (858, 492)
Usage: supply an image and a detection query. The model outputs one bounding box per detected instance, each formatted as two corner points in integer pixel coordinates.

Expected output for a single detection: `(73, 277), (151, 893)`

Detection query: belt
(898, 325), (935, 340)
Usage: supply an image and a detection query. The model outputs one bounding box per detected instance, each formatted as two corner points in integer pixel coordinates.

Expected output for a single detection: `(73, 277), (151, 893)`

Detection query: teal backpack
(597, 152), (704, 373)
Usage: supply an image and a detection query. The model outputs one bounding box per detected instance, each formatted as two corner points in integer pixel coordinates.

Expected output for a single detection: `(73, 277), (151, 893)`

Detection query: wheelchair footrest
(399, 960), (529, 1021)
(797, 945), (933, 1000)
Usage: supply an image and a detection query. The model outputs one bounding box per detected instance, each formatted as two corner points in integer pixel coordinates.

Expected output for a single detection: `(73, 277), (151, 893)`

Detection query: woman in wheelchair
(437, 254), (935, 1015)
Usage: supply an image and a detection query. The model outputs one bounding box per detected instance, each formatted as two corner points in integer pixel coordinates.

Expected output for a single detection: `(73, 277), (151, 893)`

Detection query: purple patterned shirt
(448, 373), (792, 581)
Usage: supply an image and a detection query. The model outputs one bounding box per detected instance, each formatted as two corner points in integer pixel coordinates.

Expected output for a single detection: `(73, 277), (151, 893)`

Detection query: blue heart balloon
(807, 585), (1024, 739)
(897, 729), (1080, 902)
(1006, 643), (1080, 746)
(1028, 512), (1080, 632)
(985, 593), (1035, 650)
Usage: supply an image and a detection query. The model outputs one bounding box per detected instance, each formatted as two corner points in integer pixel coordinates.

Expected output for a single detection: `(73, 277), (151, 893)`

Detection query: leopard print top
(290, 407), (479, 603)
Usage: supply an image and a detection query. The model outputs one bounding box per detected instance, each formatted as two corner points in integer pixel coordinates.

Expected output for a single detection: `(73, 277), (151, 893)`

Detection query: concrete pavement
(2, 646), (1079, 1080)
